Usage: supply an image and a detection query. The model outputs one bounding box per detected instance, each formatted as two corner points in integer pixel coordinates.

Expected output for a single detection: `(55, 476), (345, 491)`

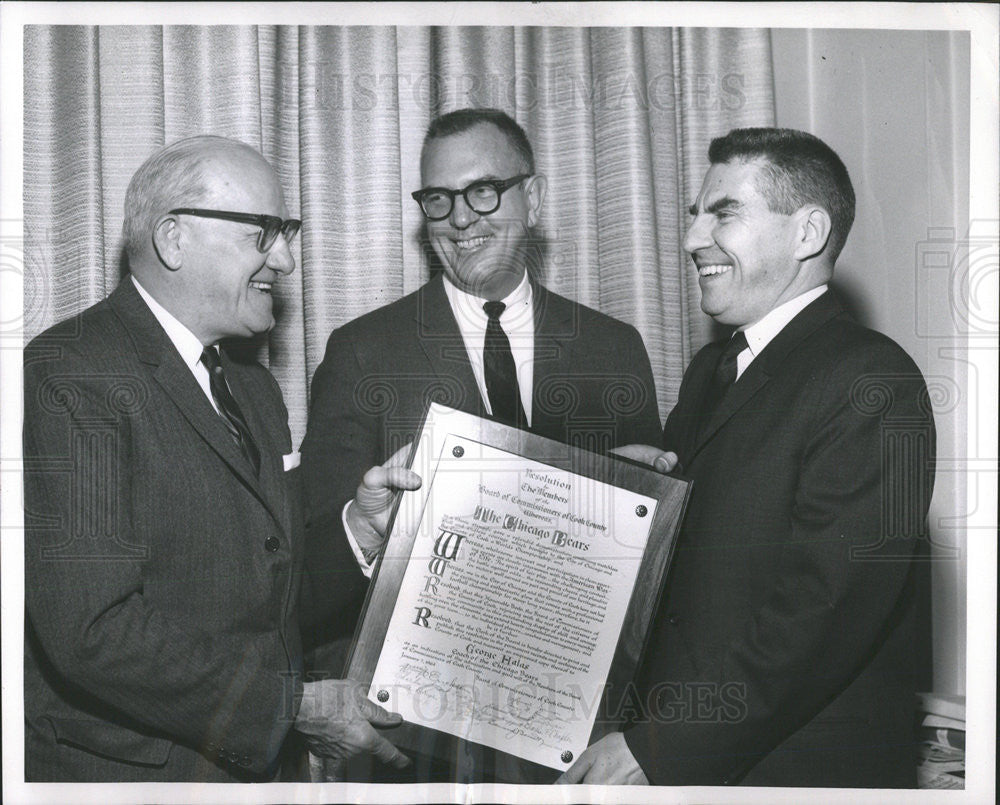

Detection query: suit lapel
(687, 291), (847, 461)
(412, 275), (485, 417)
(690, 363), (771, 458)
(109, 280), (282, 527)
(530, 283), (575, 435)
(222, 353), (291, 537)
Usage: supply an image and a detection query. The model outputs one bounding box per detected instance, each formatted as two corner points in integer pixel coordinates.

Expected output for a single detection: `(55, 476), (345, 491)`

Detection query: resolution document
(364, 404), (663, 772)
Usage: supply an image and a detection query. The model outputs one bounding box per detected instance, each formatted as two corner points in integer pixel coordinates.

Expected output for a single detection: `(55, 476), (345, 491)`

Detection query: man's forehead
(421, 124), (523, 183)
(203, 146), (271, 179)
(199, 151), (286, 217)
(695, 159), (765, 207)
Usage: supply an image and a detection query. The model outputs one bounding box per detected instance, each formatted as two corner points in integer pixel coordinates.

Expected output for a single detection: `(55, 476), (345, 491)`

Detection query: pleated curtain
(23, 25), (775, 444)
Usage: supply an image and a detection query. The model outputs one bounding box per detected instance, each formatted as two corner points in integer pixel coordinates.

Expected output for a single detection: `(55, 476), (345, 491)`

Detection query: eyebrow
(689, 196), (742, 216)
(426, 174), (503, 189)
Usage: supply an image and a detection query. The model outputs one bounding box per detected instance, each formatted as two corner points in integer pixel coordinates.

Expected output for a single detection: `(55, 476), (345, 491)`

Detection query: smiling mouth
(249, 280), (273, 293)
(454, 235), (491, 251)
(697, 264), (732, 277)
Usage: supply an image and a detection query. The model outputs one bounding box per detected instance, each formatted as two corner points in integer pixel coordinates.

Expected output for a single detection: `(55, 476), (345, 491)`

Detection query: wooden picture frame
(342, 403), (690, 783)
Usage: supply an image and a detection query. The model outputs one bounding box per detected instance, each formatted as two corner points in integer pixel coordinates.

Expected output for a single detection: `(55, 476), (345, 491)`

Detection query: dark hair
(709, 127), (856, 262)
(422, 108), (535, 174)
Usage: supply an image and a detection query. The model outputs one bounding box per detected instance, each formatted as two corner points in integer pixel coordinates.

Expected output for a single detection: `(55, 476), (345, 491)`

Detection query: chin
(243, 319), (275, 338)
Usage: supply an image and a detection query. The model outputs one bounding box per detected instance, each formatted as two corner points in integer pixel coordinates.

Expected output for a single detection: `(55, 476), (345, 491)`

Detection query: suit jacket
(623, 291), (934, 787)
(23, 279), (306, 781)
(298, 274), (662, 646)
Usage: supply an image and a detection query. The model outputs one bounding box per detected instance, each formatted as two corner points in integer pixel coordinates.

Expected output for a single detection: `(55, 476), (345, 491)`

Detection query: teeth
(698, 264), (732, 276)
(455, 236), (490, 251)
(249, 281), (273, 292)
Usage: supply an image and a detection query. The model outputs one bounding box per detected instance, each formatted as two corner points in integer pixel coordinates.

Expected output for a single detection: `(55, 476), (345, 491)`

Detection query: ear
(152, 214), (183, 271)
(792, 206), (832, 261)
(524, 174), (548, 228)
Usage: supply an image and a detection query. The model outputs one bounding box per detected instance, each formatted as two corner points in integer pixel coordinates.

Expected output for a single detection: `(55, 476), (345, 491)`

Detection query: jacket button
(265, 536), (280, 552)
(667, 613), (679, 625)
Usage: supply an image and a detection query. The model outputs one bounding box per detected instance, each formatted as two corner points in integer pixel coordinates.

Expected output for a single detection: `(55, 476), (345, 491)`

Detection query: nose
(683, 213), (713, 255)
(448, 193), (478, 230)
(265, 232), (296, 274)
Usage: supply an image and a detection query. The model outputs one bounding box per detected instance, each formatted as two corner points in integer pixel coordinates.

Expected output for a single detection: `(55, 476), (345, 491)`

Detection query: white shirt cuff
(342, 499), (375, 579)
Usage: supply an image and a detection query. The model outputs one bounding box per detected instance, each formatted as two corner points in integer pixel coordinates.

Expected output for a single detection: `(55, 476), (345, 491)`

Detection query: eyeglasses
(411, 175), (530, 221)
(169, 208), (301, 253)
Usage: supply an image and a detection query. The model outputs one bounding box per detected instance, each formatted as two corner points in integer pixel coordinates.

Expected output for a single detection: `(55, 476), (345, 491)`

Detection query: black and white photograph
(1, 3), (996, 804)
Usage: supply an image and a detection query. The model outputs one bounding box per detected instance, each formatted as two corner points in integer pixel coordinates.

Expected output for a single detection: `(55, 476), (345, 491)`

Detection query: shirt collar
(131, 275), (210, 371)
(742, 285), (828, 358)
(442, 270), (534, 332)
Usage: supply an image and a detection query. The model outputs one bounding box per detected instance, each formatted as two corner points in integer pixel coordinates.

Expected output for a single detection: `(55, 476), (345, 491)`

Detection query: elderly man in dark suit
(299, 108), (662, 648)
(560, 128), (934, 787)
(22, 135), (417, 781)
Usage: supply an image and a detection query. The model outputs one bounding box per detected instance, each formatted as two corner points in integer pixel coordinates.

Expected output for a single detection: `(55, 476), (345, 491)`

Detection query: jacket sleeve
(626, 342), (935, 784)
(615, 323), (663, 446)
(297, 326), (377, 645)
(23, 346), (301, 775)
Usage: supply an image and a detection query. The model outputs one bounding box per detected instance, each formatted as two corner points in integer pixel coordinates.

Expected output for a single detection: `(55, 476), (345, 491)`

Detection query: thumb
(611, 444), (677, 472)
(384, 441), (415, 469)
(379, 466), (422, 492)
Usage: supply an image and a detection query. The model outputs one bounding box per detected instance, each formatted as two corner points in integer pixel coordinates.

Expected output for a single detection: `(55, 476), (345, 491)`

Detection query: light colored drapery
(24, 25), (775, 444)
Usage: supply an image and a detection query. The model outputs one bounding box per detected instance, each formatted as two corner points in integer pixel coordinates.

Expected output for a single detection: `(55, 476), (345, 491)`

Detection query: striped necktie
(200, 347), (261, 475)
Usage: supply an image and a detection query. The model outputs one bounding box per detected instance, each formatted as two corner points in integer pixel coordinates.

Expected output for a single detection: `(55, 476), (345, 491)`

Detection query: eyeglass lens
(259, 219), (300, 252)
(422, 181), (502, 219)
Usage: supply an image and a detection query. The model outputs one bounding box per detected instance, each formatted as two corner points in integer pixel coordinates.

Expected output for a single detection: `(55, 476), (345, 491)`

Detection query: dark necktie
(700, 330), (749, 432)
(482, 301), (527, 428)
(200, 347), (261, 475)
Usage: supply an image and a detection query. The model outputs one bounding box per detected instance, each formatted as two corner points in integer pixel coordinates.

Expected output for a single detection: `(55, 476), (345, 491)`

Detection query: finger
(356, 695), (404, 727)
(556, 752), (593, 784)
(359, 465), (421, 494)
(653, 451), (679, 473)
(610, 443), (668, 467)
(379, 467), (422, 491)
(383, 442), (415, 468)
(359, 463), (392, 493)
(369, 732), (411, 769)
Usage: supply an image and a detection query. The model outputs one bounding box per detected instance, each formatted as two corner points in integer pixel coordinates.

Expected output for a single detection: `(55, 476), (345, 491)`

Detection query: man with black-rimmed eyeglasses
(23, 135), (417, 781)
(298, 108), (663, 783)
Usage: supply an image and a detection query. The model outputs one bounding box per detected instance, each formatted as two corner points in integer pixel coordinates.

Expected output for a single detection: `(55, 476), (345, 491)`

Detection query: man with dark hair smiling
(560, 127), (934, 788)
(299, 109), (662, 706)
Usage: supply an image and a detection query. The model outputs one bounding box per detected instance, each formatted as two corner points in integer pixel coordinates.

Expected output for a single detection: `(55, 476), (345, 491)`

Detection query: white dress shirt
(734, 285), (828, 379)
(131, 275), (219, 412)
(442, 269), (535, 424)
(345, 270), (537, 576)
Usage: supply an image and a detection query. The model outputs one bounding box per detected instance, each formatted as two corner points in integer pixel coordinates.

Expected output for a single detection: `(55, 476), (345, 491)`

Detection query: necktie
(482, 301), (527, 428)
(200, 347), (261, 475)
(699, 330), (749, 432)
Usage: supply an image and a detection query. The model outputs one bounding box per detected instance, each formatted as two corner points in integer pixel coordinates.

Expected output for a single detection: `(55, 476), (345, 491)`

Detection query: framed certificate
(343, 403), (690, 783)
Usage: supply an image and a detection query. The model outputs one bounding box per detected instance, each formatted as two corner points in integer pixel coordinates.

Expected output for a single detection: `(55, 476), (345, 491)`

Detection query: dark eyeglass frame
(411, 174), (530, 221)
(169, 208), (301, 253)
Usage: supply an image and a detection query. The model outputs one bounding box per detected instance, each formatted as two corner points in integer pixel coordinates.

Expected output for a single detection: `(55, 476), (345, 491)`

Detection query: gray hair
(122, 135), (256, 258)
